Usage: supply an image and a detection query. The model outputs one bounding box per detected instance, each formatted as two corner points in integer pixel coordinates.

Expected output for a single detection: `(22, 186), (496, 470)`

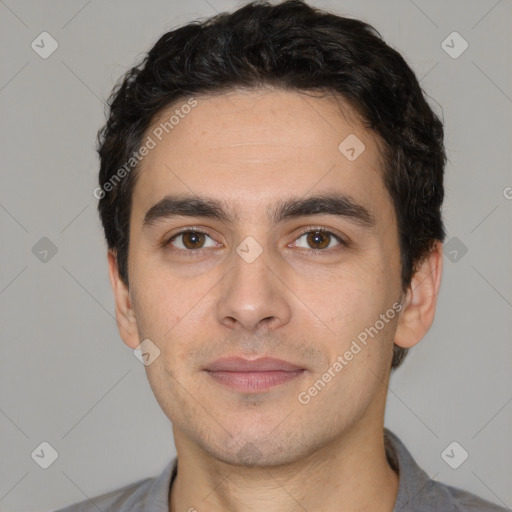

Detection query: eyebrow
(142, 193), (375, 230)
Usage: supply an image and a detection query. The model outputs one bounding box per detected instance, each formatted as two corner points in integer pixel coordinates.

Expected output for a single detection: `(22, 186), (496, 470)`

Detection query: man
(56, 1), (507, 511)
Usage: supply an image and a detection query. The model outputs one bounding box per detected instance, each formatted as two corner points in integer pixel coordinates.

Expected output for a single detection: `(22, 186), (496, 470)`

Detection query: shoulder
(53, 476), (155, 512)
(419, 478), (509, 511)
(53, 458), (177, 512)
(384, 429), (508, 512)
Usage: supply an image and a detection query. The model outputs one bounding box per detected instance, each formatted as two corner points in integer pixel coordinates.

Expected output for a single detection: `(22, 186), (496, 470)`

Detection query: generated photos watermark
(297, 301), (403, 405)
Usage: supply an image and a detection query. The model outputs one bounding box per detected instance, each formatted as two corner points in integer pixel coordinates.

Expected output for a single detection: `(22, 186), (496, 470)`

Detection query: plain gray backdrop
(0, 0), (511, 511)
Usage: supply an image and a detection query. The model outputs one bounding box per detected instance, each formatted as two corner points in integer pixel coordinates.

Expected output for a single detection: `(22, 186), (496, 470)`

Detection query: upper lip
(204, 357), (304, 372)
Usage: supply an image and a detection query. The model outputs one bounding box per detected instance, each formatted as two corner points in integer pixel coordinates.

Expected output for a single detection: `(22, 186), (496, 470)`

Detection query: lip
(204, 356), (304, 372)
(204, 357), (305, 392)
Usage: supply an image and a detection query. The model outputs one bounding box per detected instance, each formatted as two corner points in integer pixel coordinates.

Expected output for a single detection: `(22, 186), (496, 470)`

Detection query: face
(117, 89), (406, 466)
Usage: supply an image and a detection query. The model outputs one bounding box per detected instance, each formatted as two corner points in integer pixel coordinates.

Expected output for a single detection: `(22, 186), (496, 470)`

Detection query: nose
(216, 245), (292, 332)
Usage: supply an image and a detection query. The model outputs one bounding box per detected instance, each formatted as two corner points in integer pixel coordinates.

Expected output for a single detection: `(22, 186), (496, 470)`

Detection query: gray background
(0, 0), (511, 511)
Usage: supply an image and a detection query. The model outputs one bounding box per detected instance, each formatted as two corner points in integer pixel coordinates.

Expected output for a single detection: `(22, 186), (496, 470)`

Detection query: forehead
(132, 89), (392, 223)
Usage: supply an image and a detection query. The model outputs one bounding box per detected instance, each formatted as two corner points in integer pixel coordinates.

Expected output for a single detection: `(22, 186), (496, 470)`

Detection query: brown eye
(307, 231), (331, 249)
(182, 232), (205, 249)
(294, 229), (343, 251)
(168, 231), (216, 250)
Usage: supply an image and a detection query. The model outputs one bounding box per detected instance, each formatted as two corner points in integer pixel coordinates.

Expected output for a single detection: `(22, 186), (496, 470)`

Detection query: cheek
(309, 266), (397, 366)
(134, 287), (210, 370)
(130, 267), (186, 346)
(306, 263), (385, 332)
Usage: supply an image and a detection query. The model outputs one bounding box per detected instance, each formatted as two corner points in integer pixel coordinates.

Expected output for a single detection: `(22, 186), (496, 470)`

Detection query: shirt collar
(143, 457), (177, 511)
(385, 428), (434, 511)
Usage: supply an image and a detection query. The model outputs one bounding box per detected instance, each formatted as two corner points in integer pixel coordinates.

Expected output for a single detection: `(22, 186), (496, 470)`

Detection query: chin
(210, 446), (299, 468)
(197, 429), (318, 468)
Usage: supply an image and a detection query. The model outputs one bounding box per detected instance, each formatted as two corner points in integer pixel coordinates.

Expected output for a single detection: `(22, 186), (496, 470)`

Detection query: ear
(394, 241), (443, 349)
(107, 250), (140, 349)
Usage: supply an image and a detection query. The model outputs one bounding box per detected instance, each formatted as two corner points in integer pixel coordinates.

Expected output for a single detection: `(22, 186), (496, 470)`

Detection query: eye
(167, 230), (218, 251)
(292, 228), (345, 251)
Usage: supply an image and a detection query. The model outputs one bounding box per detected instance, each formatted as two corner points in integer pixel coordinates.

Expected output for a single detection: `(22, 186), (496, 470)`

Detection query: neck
(169, 420), (399, 512)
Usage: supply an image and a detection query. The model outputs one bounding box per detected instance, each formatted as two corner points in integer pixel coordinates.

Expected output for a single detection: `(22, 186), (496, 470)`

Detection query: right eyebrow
(143, 195), (236, 228)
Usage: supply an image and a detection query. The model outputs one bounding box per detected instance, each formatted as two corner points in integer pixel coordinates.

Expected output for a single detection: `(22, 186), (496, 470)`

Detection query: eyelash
(163, 226), (347, 256)
(293, 227), (347, 252)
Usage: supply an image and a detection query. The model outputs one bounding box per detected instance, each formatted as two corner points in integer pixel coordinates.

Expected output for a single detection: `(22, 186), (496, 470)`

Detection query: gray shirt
(54, 429), (508, 511)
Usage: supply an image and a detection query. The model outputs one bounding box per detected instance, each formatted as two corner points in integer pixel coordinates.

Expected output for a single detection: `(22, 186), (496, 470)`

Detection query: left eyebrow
(271, 193), (375, 230)
(142, 192), (375, 230)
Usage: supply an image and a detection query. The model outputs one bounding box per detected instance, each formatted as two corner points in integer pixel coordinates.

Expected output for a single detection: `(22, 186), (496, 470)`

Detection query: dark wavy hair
(96, 0), (446, 369)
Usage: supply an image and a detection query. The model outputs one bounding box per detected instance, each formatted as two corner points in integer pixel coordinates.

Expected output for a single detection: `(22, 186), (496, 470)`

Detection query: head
(99, 0), (445, 466)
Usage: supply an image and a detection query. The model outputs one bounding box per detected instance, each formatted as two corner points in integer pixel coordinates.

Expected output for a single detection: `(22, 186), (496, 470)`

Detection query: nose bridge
(216, 240), (292, 331)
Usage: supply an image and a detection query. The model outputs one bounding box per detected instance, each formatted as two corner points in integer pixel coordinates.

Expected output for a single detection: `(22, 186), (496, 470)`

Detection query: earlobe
(394, 241), (443, 349)
(107, 250), (140, 349)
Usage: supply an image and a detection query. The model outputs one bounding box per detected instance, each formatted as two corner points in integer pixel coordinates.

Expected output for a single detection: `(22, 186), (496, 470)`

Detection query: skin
(108, 89), (443, 512)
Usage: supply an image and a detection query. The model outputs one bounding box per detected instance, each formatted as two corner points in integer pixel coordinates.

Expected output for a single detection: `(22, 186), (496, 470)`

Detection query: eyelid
(290, 226), (348, 250)
(162, 227), (221, 249)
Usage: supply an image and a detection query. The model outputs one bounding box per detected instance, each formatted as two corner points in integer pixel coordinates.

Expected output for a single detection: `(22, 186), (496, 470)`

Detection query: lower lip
(205, 370), (304, 392)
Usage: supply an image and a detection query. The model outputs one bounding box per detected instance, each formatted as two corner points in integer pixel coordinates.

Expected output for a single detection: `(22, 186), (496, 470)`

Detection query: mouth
(203, 356), (306, 392)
